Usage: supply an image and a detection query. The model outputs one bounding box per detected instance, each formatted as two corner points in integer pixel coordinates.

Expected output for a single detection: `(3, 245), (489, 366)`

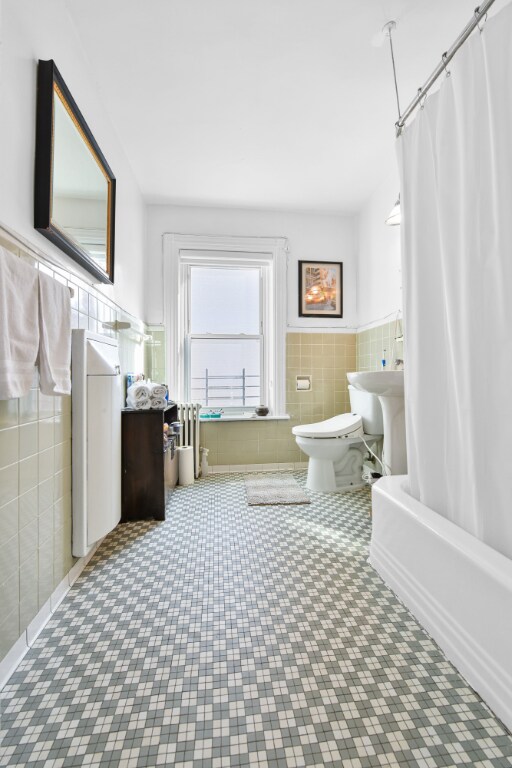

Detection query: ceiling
(65, 0), (503, 214)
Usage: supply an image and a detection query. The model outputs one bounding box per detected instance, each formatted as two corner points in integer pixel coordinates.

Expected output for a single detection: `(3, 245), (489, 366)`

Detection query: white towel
(150, 397), (166, 409)
(127, 395), (151, 410)
(127, 382), (150, 402)
(38, 271), (71, 395)
(0, 246), (39, 399)
(149, 383), (167, 399)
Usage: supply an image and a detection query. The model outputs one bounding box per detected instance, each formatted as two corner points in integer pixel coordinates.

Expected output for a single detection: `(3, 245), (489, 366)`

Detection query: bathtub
(370, 475), (512, 731)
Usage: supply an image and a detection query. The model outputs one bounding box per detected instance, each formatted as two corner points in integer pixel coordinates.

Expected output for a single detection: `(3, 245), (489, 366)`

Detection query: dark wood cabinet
(121, 404), (178, 522)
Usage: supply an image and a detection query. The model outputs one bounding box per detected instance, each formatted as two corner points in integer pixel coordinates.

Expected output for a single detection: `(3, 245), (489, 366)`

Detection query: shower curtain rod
(396, 0), (497, 134)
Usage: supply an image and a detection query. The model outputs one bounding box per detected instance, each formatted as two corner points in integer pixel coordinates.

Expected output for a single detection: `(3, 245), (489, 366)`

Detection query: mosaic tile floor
(1, 473), (512, 768)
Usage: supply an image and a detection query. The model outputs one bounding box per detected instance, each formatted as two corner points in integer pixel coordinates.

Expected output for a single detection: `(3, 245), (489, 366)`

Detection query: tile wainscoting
(145, 326), (166, 387)
(201, 332), (357, 468)
(0, 232), (148, 667)
(356, 319), (404, 372)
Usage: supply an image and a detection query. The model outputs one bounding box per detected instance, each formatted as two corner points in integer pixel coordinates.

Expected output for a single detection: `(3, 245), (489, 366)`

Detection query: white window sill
(200, 413), (290, 423)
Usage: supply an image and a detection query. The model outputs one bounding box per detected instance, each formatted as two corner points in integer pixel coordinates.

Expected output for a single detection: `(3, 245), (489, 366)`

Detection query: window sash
(189, 264), (262, 336)
(187, 335), (263, 408)
(185, 263), (267, 410)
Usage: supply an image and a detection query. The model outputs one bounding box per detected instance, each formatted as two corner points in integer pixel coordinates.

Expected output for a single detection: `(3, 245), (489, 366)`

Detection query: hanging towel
(0, 246), (39, 400)
(38, 271), (71, 395)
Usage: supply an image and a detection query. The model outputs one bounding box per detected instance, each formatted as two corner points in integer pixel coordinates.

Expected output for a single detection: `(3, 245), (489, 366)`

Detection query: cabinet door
(122, 412), (165, 521)
(87, 374), (122, 543)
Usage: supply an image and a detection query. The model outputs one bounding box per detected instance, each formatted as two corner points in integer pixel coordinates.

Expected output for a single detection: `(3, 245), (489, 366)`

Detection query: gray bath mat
(244, 474), (310, 505)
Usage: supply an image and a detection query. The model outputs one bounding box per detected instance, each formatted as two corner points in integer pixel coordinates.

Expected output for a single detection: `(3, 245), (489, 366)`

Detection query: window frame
(185, 262), (266, 409)
(163, 234), (288, 417)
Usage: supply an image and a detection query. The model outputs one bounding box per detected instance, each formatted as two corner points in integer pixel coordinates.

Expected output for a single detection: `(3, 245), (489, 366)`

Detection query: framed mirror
(34, 60), (116, 284)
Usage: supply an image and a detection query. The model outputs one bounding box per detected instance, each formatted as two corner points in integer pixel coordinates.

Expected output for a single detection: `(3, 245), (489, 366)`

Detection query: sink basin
(347, 370), (406, 475)
(347, 370), (404, 397)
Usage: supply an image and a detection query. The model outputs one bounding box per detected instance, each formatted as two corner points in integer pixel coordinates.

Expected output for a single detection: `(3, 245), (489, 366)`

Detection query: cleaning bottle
(200, 447), (209, 477)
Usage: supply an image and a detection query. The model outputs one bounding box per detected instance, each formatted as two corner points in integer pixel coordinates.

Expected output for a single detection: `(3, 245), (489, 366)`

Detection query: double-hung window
(187, 263), (264, 409)
(164, 234), (288, 418)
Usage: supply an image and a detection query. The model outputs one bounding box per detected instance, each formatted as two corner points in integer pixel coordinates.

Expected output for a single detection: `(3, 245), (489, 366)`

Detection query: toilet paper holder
(296, 375), (312, 391)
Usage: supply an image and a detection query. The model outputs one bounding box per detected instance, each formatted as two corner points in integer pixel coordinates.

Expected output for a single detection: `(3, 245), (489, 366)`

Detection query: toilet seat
(292, 413), (363, 439)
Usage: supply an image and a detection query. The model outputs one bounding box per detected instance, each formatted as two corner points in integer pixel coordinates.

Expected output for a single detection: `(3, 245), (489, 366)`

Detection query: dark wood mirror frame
(34, 59), (116, 284)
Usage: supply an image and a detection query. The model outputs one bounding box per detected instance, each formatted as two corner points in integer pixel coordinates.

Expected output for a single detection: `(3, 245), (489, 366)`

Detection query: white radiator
(178, 402), (202, 478)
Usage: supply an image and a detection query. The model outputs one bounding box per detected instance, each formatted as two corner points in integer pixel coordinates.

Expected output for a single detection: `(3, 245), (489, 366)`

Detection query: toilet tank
(348, 385), (383, 435)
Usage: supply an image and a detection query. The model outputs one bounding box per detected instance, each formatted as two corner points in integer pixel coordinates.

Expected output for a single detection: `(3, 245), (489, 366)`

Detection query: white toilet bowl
(292, 386), (383, 493)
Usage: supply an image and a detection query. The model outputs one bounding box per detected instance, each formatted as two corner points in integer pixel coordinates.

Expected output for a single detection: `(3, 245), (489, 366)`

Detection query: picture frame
(298, 261), (343, 318)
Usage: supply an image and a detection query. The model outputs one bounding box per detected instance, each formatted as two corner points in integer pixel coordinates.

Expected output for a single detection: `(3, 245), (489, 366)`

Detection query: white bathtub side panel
(86, 375), (122, 546)
(370, 475), (512, 732)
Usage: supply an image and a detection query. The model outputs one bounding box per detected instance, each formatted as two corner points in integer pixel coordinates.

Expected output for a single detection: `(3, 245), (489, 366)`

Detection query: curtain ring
(418, 87), (427, 110)
(442, 52), (451, 78)
(474, 6), (488, 32)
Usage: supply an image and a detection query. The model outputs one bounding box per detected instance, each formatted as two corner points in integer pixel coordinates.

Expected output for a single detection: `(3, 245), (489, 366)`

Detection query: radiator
(178, 402), (202, 478)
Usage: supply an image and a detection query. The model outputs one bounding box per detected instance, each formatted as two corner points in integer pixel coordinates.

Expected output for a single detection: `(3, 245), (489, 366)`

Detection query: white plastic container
(200, 447), (209, 477)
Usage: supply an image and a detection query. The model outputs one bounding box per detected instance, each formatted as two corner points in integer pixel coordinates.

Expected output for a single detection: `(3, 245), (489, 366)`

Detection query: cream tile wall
(0, 235), (147, 664)
(201, 332), (357, 467)
(356, 319), (404, 372)
(145, 326), (166, 386)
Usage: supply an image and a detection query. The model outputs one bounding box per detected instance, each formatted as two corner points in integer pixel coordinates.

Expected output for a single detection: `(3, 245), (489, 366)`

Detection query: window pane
(190, 338), (261, 407)
(190, 267), (260, 334)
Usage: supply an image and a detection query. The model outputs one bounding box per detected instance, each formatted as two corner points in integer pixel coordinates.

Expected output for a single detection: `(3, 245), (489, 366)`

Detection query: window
(188, 265), (263, 408)
(164, 235), (288, 417)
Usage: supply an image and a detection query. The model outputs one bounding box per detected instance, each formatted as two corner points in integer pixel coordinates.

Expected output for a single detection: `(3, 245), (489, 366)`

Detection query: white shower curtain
(397, 3), (512, 560)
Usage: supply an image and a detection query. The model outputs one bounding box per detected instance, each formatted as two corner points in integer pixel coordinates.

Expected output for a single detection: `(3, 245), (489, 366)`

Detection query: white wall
(146, 204), (358, 331)
(357, 163), (402, 329)
(0, 0), (146, 319)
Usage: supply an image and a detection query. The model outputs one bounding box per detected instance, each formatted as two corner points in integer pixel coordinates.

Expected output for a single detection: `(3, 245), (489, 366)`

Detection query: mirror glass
(35, 60), (116, 284)
(52, 87), (109, 271)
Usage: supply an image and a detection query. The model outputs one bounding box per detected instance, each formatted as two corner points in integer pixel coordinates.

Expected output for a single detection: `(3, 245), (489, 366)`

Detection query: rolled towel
(127, 395), (151, 410)
(150, 397), (166, 409)
(127, 382), (150, 402)
(149, 383), (167, 399)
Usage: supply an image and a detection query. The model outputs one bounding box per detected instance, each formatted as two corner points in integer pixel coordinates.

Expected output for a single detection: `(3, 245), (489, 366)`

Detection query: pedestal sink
(347, 371), (407, 475)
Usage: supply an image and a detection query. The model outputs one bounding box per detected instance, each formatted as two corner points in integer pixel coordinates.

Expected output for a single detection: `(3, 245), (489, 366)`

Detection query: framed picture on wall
(298, 261), (343, 318)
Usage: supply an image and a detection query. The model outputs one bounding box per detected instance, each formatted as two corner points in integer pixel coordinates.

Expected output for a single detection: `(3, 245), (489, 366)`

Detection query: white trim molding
(0, 540), (103, 691)
(163, 233), (288, 415)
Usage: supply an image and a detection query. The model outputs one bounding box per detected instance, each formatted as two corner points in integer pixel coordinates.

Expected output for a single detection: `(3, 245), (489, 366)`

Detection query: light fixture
(385, 194), (401, 226)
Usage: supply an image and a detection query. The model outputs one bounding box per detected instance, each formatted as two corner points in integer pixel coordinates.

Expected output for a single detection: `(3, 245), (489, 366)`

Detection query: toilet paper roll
(177, 446), (194, 486)
(296, 376), (311, 391)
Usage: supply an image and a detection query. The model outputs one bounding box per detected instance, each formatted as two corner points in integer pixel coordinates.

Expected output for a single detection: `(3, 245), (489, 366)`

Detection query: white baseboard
(0, 539), (103, 691)
(26, 596), (52, 646)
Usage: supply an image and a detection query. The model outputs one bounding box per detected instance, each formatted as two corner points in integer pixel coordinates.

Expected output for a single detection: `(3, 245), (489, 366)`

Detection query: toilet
(292, 385), (383, 492)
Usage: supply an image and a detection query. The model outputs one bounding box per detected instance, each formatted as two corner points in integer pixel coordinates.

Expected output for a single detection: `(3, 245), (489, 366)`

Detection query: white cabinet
(72, 330), (122, 557)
